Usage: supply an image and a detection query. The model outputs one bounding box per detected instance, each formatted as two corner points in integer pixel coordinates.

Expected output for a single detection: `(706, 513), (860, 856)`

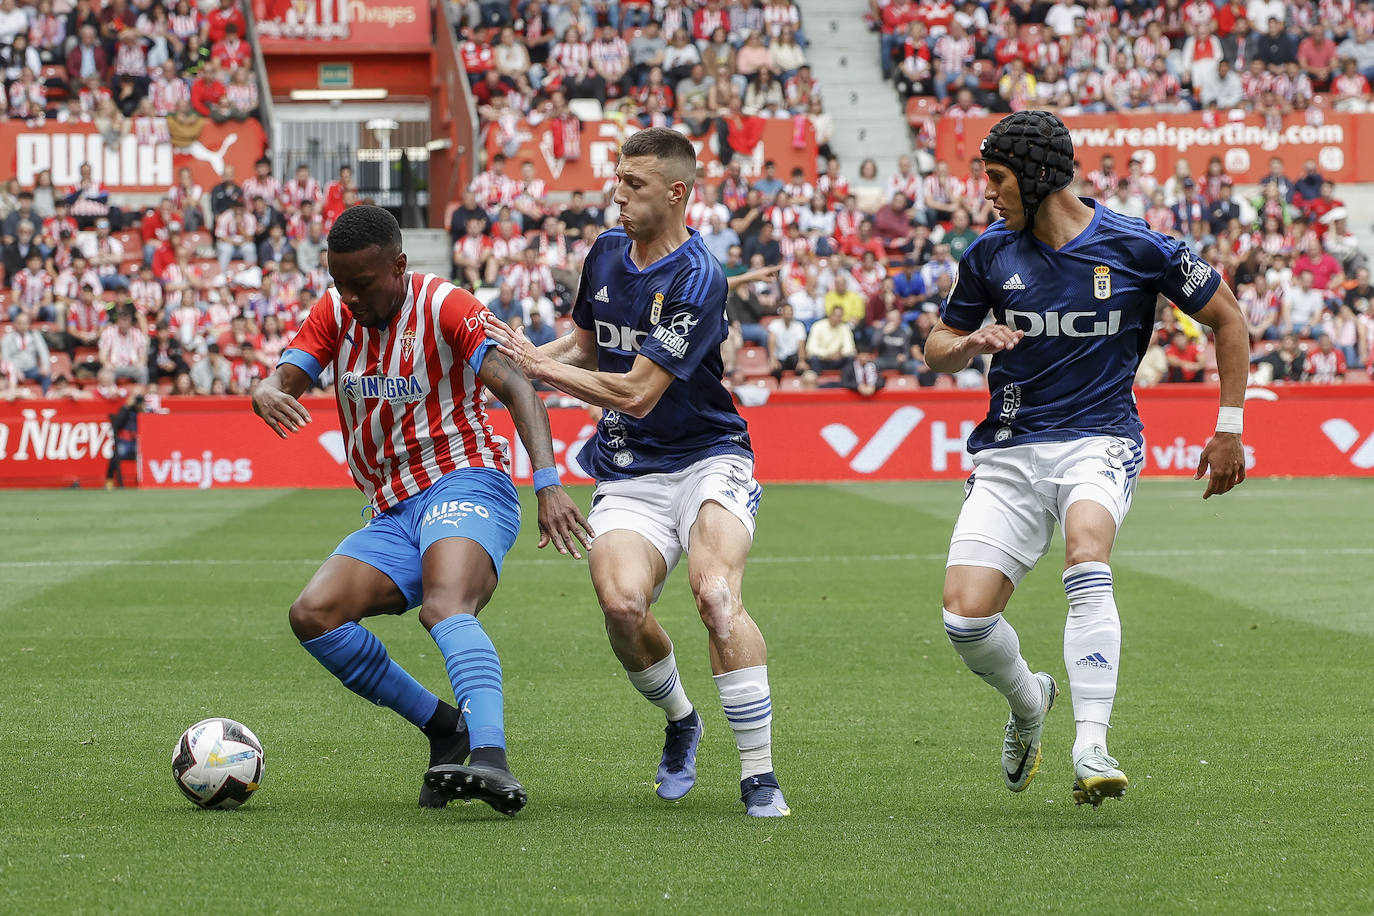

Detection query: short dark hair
(327, 204), (402, 254)
(619, 126), (697, 187)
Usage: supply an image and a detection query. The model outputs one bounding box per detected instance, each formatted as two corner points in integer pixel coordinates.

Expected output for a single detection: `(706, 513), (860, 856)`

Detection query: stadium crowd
(447, 0), (1374, 396)
(3, 0), (1373, 401)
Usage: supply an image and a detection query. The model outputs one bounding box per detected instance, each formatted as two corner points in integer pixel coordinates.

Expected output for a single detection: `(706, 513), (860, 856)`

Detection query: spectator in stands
(190, 341), (230, 394)
(65, 24), (107, 85)
(99, 304), (149, 384)
(1, 312), (52, 395)
(743, 219), (782, 266)
(60, 282), (105, 365)
(84, 217), (129, 291)
(806, 305), (857, 372)
(766, 300), (807, 379)
(10, 251), (54, 320)
(258, 222), (294, 266)
(224, 65), (259, 120)
(1337, 27), (1374, 84)
(1163, 328), (1207, 382)
(1283, 269), (1327, 336)
(203, 0), (246, 45)
(1320, 303), (1363, 369)
(215, 199), (257, 272)
(167, 97), (205, 149)
(148, 320), (188, 384)
(210, 163), (244, 220)
(1, 190), (37, 242)
(190, 60), (230, 120)
(1293, 234), (1344, 292)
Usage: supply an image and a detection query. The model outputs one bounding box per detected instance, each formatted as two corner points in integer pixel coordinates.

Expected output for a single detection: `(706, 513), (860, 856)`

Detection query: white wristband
(1216, 406), (1243, 434)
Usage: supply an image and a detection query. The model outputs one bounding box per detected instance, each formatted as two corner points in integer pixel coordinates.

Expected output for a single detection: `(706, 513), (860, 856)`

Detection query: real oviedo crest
(1093, 265), (1111, 300)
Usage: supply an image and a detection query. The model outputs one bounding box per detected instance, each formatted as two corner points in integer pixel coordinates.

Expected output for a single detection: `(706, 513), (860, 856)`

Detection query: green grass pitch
(2, 479), (1371, 914)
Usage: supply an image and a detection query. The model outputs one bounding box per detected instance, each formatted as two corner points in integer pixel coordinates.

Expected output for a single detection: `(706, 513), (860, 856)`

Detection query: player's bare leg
(942, 562), (1057, 793)
(686, 502), (788, 816)
(418, 537), (527, 816)
(590, 530), (701, 800)
(288, 556), (469, 809)
(1062, 500), (1128, 807)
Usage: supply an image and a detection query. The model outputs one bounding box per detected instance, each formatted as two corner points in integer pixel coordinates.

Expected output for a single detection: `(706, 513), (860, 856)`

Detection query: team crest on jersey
(649, 292), (664, 325)
(1093, 265), (1112, 300)
(400, 331), (416, 361)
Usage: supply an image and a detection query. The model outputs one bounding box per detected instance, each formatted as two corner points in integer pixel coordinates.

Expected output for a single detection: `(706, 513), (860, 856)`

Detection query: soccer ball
(171, 717), (265, 809)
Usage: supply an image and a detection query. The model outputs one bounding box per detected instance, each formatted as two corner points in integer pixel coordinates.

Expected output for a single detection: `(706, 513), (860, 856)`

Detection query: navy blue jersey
(941, 200), (1221, 452)
(572, 226), (752, 480)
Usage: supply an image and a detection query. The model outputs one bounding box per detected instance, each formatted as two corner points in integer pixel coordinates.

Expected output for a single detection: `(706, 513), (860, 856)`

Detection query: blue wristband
(533, 467), (561, 492)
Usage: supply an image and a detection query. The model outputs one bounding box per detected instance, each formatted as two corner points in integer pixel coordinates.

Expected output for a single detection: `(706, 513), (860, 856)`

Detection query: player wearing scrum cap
(924, 111), (1249, 806)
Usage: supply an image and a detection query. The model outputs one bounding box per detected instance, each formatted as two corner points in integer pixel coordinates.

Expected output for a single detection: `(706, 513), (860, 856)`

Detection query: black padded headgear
(979, 110), (1074, 230)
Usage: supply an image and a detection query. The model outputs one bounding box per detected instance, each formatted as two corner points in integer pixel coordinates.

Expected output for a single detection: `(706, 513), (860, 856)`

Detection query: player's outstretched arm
(478, 348), (594, 558)
(485, 314), (673, 418)
(924, 319), (1024, 373)
(537, 323), (599, 369)
(1191, 285), (1249, 499)
(250, 363), (313, 439)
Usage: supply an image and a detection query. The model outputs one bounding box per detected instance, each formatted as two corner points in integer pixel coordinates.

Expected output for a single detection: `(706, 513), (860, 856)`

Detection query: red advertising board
(106, 385), (1374, 493)
(252, 0), (431, 51)
(0, 121), (266, 194)
(0, 400), (120, 488)
(487, 118), (818, 192)
(8, 387), (1371, 491)
(936, 111), (1369, 184)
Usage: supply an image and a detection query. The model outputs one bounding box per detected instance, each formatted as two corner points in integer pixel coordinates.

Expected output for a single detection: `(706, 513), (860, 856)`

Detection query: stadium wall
(5, 387), (1373, 489)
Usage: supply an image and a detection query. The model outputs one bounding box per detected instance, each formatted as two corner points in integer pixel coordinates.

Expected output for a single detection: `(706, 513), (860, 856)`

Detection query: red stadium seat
(114, 229), (143, 249)
(905, 96), (941, 128)
(734, 346), (770, 377)
(49, 352), (73, 381)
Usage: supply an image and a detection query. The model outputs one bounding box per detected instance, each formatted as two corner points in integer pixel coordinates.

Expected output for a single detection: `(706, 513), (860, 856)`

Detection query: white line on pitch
(3, 545), (1373, 571)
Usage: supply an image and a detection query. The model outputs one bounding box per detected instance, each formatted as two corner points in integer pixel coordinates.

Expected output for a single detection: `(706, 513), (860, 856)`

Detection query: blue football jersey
(572, 226), (752, 480)
(941, 200), (1221, 452)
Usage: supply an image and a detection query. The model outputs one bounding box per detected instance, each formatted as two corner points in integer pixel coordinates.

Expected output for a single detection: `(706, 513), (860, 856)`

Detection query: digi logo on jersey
(595, 320), (647, 354)
(1003, 310), (1122, 338)
(340, 371), (426, 405)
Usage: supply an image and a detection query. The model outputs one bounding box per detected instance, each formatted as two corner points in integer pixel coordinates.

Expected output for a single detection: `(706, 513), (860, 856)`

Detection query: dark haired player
(486, 128), (789, 817)
(251, 205), (591, 816)
(926, 111), (1248, 806)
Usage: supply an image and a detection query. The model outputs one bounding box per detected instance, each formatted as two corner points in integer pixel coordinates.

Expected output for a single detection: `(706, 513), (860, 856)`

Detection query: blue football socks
(429, 614), (507, 753)
(301, 621), (439, 728)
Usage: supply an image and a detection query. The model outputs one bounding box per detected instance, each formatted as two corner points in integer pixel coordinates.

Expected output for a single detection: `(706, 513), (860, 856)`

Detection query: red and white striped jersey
(280, 177), (323, 212)
(129, 276), (164, 315)
(1306, 347), (1346, 383)
(12, 268), (53, 310)
(148, 77), (187, 117)
(283, 273), (509, 511)
(242, 174), (282, 205)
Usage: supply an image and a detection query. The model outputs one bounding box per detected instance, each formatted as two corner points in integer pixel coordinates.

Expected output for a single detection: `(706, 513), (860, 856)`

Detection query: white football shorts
(947, 436), (1143, 585)
(588, 455), (762, 585)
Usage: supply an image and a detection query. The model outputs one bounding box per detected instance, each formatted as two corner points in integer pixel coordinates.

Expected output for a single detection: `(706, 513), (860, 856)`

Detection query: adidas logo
(1075, 652), (1114, 670)
(1003, 273), (1026, 291)
(594, 286), (610, 303)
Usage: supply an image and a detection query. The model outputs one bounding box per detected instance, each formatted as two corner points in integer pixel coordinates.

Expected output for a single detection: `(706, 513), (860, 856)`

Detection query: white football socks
(1063, 562), (1120, 760)
(943, 609), (1043, 719)
(714, 665), (773, 780)
(626, 647), (694, 723)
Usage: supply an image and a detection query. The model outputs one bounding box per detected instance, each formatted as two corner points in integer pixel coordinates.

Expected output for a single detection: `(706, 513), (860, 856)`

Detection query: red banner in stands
(114, 385), (1374, 492)
(0, 400), (119, 488)
(252, 0), (431, 50)
(0, 120), (267, 194)
(487, 119), (818, 192)
(936, 111), (1364, 184)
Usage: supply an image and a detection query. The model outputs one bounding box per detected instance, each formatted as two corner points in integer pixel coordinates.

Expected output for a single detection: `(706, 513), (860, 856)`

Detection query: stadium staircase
(796, 0), (911, 180)
(404, 229), (457, 277)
